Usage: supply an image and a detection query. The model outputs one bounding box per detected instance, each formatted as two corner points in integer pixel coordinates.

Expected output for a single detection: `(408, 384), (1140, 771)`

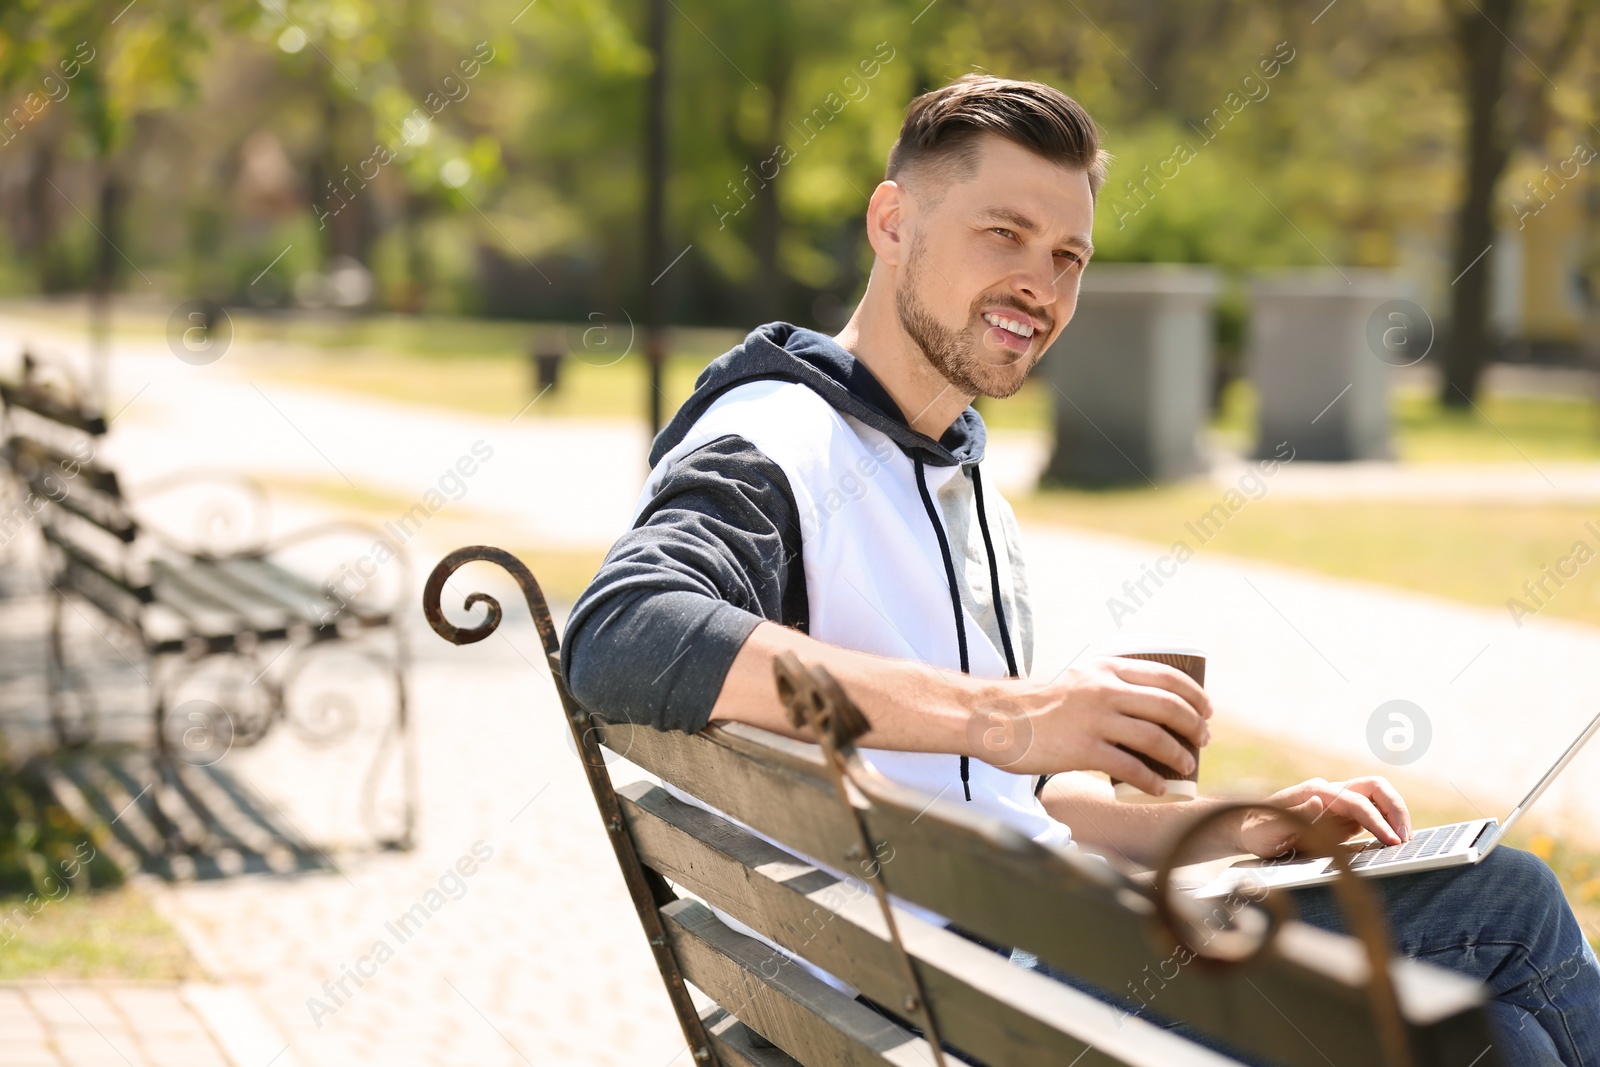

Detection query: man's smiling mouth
(981, 312), (1036, 339)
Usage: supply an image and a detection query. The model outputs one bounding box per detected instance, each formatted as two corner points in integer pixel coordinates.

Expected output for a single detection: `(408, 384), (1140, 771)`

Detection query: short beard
(894, 236), (1037, 401)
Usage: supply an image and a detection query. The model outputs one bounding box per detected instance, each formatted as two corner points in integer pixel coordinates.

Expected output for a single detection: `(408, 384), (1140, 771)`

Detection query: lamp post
(642, 0), (668, 441)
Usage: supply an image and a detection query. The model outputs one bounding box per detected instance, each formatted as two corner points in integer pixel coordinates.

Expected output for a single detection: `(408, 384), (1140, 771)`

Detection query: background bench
(2, 354), (416, 851)
(424, 544), (1504, 1067)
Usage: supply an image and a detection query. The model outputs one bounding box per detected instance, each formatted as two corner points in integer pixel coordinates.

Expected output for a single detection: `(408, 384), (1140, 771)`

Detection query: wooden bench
(1, 355), (416, 850)
(424, 545), (1504, 1067)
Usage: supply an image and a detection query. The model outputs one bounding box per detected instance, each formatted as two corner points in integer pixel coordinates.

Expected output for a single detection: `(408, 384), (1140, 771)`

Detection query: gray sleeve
(560, 435), (808, 733)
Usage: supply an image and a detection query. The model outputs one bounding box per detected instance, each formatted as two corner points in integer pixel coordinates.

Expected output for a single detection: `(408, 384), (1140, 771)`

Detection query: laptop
(1190, 707), (1600, 900)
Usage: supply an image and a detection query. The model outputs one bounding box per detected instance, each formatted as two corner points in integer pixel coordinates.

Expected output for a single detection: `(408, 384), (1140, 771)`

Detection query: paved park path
(0, 982), (301, 1067)
(5, 310), (1600, 1065)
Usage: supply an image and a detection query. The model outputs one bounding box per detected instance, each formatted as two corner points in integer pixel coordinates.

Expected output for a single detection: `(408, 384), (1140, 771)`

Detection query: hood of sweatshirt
(649, 321), (987, 469)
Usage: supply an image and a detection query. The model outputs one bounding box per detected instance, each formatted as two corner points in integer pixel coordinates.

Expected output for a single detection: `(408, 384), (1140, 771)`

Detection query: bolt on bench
(425, 545), (1503, 1067)
(2, 355), (416, 851)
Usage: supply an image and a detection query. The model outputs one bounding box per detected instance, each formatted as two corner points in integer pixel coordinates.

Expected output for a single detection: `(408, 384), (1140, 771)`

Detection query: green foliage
(0, 0), (1594, 322)
(0, 746), (120, 900)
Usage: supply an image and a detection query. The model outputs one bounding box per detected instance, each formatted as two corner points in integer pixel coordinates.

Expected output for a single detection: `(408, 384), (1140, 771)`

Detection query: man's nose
(1016, 256), (1063, 310)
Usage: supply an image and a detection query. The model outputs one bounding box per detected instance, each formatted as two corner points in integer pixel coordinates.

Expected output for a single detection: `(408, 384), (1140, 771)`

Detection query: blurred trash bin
(1247, 270), (1409, 461)
(531, 332), (565, 395)
(1041, 263), (1220, 486)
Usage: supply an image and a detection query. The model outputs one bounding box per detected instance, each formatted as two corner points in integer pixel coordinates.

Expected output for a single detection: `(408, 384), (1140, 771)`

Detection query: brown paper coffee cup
(1095, 638), (1206, 804)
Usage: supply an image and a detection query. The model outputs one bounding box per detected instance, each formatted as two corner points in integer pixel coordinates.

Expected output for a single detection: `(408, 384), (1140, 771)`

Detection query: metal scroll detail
(1150, 803), (1416, 1067)
(422, 545), (560, 657)
(773, 651), (951, 1067)
(421, 546), (713, 1066)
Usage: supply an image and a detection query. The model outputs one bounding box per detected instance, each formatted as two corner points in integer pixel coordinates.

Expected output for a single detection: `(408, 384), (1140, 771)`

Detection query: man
(564, 74), (1598, 1063)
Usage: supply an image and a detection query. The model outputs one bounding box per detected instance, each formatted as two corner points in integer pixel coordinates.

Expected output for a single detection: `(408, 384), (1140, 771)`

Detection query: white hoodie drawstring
(914, 456), (1016, 802)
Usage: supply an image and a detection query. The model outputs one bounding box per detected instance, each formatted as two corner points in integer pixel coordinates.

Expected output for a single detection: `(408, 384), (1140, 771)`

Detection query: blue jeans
(1011, 848), (1600, 1066)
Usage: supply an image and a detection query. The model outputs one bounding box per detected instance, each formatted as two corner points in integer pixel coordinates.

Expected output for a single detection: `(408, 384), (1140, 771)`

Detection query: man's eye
(1055, 250), (1082, 264)
(991, 227), (1016, 240)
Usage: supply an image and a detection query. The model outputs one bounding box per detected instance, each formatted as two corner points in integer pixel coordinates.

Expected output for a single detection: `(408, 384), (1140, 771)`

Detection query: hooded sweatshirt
(563, 321), (1071, 848)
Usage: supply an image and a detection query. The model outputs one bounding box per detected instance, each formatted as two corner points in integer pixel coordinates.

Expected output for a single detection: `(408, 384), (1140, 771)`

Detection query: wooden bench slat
(55, 559), (144, 633)
(663, 898), (933, 1067)
(702, 1008), (804, 1067)
(35, 478), (136, 541)
(43, 525), (153, 603)
(207, 557), (339, 627)
(0, 380), (107, 434)
(604, 722), (1496, 1067)
(196, 559), (312, 625)
(155, 558), (291, 634)
(624, 782), (1247, 1067)
(5, 435), (120, 495)
(148, 558), (255, 636)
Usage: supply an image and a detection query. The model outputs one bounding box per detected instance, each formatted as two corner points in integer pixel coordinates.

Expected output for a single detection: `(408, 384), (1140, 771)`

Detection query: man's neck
(833, 280), (973, 441)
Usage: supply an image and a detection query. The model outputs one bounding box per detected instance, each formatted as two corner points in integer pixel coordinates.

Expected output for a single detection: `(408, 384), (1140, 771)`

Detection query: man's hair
(885, 74), (1109, 201)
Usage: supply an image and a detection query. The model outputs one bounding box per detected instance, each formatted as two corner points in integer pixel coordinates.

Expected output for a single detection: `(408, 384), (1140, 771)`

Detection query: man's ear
(865, 180), (909, 267)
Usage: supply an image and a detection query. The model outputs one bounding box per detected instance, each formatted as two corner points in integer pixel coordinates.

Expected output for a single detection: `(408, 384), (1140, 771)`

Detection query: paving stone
(0, 1044), (60, 1067)
(0, 984), (284, 1067)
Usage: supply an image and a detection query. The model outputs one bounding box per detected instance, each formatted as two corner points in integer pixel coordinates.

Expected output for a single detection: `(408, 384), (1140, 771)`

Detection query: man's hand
(1236, 776), (1413, 859)
(997, 656), (1212, 794)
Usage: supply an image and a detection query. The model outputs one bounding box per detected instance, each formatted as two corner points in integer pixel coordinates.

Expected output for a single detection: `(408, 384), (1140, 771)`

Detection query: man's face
(893, 133), (1095, 400)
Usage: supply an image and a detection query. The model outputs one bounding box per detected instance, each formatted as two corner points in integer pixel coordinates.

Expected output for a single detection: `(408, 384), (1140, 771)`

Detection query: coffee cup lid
(1089, 633), (1208, 658)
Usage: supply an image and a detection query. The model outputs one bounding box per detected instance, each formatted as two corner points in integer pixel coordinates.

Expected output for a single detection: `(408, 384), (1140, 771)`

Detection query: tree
(0, 1), (235, 402)
(1440, 0), (1592, 406)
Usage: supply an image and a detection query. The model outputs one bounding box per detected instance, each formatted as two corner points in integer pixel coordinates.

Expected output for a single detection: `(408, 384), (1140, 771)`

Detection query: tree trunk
(752, 48), (792, 324)
(89, 161), (122, 410)
(1440, 0), (1515, 408)
(400, 191), (431, 314)
(21, 142), (70, 292)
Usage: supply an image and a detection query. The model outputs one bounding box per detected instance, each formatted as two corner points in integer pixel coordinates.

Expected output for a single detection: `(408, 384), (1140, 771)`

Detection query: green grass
(1395, 388), (1600, 463)
(0, 887), (197, 980)
(1208, 377), (1600, 463)
(245, 349), (717, 423)
(1014, 488), (1600, 628)
(1216, 377), (1600, 463)
(0, 750), (194, 981)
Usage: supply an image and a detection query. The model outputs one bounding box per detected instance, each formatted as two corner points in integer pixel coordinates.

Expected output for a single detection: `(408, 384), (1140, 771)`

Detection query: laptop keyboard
(1343, 822), (1474, 870)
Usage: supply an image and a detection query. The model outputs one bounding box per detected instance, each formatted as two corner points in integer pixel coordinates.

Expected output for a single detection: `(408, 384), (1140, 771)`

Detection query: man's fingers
(1320, 787), (1401, 845)
(1093, 742), (1168, 797)
(1106, 658), (1213, 720)
(1107, 682), (1210, 748)
(1105, 715), (1195, 777)
(1348, 776), (1412, 840)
